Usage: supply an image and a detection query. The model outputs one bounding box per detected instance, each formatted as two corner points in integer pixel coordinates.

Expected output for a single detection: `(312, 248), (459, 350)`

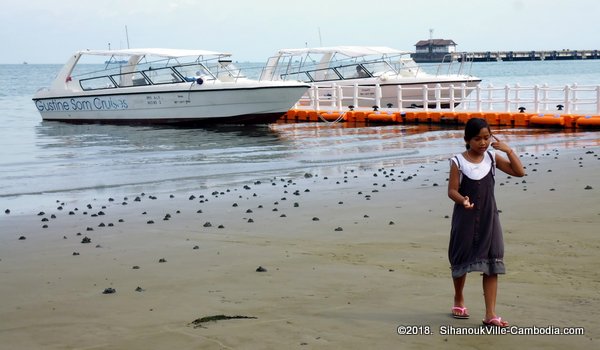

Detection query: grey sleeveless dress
(448, 151), (505, 279)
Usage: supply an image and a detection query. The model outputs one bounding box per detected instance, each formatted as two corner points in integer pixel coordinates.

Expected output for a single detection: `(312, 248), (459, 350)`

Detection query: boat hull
(33, 85), (308, 125)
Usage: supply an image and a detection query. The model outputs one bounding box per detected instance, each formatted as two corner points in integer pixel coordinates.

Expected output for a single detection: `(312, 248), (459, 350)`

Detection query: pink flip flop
(451, 306), (470, 319)
(482, 316), (509, 327)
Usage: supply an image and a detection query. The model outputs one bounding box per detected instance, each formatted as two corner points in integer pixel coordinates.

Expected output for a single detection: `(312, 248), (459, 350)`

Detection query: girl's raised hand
(491, 135), (511, 153)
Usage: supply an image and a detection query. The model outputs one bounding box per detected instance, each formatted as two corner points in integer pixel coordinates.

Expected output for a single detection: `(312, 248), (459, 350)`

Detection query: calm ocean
(1, 60), (600, 212)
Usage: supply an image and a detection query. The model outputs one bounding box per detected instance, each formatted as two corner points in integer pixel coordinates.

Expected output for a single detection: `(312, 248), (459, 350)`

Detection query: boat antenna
(318, 27), (323, 47)
(125, 25), (130, 49)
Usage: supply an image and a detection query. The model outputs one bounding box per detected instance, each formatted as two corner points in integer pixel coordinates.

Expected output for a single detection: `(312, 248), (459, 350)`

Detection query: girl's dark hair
(464, 118), (490, 149)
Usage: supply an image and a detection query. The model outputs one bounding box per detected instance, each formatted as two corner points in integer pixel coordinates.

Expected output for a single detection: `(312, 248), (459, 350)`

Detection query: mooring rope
(317, 111), (346, 125)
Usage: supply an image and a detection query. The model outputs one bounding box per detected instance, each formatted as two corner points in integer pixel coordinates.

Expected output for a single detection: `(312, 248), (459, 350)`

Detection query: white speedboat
(260, 46), (481, 108)
(33, 48), (310, 124)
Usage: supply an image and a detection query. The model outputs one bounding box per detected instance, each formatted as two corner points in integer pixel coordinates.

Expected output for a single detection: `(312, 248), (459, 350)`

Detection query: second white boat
(260, 46), (481, 109)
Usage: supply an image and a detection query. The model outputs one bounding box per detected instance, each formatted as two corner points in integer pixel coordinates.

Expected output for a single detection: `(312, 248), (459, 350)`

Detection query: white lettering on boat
(35, 97), (129, 112)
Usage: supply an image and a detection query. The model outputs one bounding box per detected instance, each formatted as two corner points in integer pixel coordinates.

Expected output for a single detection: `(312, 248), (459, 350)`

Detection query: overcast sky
(1, 0), (599, 63)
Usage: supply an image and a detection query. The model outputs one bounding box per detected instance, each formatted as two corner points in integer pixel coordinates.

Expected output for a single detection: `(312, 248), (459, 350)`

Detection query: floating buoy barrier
(280, 108), (600, 129)
(576, 115), (600, 128)
(281, 82), (600, 130)
(530, 114), (565, 127)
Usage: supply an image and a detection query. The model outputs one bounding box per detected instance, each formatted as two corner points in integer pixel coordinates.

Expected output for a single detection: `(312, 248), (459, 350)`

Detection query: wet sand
(1, 145), (599, 349)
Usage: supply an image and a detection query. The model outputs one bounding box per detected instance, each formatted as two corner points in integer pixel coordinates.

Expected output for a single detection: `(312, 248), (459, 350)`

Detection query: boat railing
(294, 83), (600, 114)
(436, 53), (475, 77)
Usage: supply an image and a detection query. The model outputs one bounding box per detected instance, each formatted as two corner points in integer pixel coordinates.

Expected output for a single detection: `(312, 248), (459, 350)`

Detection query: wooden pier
(413, 50), (600, 63)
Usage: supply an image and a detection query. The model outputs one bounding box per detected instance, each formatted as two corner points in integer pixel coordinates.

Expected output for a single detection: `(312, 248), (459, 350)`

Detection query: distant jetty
(412, 49), (600, 63)
(411, 38), (600, 63)
(458, 50), (600, 62)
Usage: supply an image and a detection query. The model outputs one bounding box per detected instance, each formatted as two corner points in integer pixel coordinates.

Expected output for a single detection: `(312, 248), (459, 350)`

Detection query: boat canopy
(78, 48), (231, 58)
(275, 46), (410, 57)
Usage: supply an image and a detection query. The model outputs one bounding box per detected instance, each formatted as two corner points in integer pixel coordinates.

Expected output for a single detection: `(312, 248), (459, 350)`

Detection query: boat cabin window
(360, 61), (396, 77)
(306, 68), (341, 82)
(80, 76), (117, 91)
(142, 67), (184, 84)
(280, 71), (312, 83)
(337, 64), (372, 79)
(209, 61), (246, 82)
(174, 64), (213, 82)
(394, 58), (419, 76)
(111, 72), (150, 87)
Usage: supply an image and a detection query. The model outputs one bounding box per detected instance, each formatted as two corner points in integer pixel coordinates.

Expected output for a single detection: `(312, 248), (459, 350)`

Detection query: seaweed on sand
(189, 314), (257, 328)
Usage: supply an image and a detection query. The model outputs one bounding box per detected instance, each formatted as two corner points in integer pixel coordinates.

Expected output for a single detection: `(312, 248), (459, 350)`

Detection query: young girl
(447, 118), (525, 327)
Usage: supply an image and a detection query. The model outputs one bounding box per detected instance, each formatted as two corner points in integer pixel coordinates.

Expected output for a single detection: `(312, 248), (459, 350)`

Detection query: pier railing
(294, 83), (600, 115)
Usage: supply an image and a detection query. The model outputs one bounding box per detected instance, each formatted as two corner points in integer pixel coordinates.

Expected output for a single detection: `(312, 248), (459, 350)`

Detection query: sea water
(1, 60), (600, 212)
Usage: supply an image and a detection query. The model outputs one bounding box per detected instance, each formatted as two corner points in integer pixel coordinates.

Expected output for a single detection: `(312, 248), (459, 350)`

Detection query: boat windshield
(267, 51), (406, 82)
(70, 53), (254, 91)
(174, 64), (214, 82)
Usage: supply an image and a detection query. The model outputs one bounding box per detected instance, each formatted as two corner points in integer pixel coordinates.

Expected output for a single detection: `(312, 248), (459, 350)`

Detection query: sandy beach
(1, 143), (599, 349)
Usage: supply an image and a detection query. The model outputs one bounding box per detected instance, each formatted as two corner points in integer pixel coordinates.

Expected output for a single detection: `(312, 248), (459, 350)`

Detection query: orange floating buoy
(559, 114), (577, 128)
(393, 112), (406, 123)
(353, 111), (369, 123)
(513, 113), (531, 127)
(530, 114), (565, 127)
(320, 112), (344, 122)
(576, 115), (600, 128)
(404, 111), (419, 123)
(436, 111), (458, 124)
(497, 113), (514, 126)
(456, 112), (472, 124)
(307, 110), (320, 122)
(416, 111), (430, 123)
(428, 111), (443, 123)
(295, 110), (308, 121)
(344, 111), (356, 122)
(367, 113), (396, 123)
(483, 113), (499, 126)
(285, 109), (298, 121)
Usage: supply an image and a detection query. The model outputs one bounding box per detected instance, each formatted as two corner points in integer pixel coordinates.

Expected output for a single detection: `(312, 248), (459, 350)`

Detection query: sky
(1, 0), (599, 64)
